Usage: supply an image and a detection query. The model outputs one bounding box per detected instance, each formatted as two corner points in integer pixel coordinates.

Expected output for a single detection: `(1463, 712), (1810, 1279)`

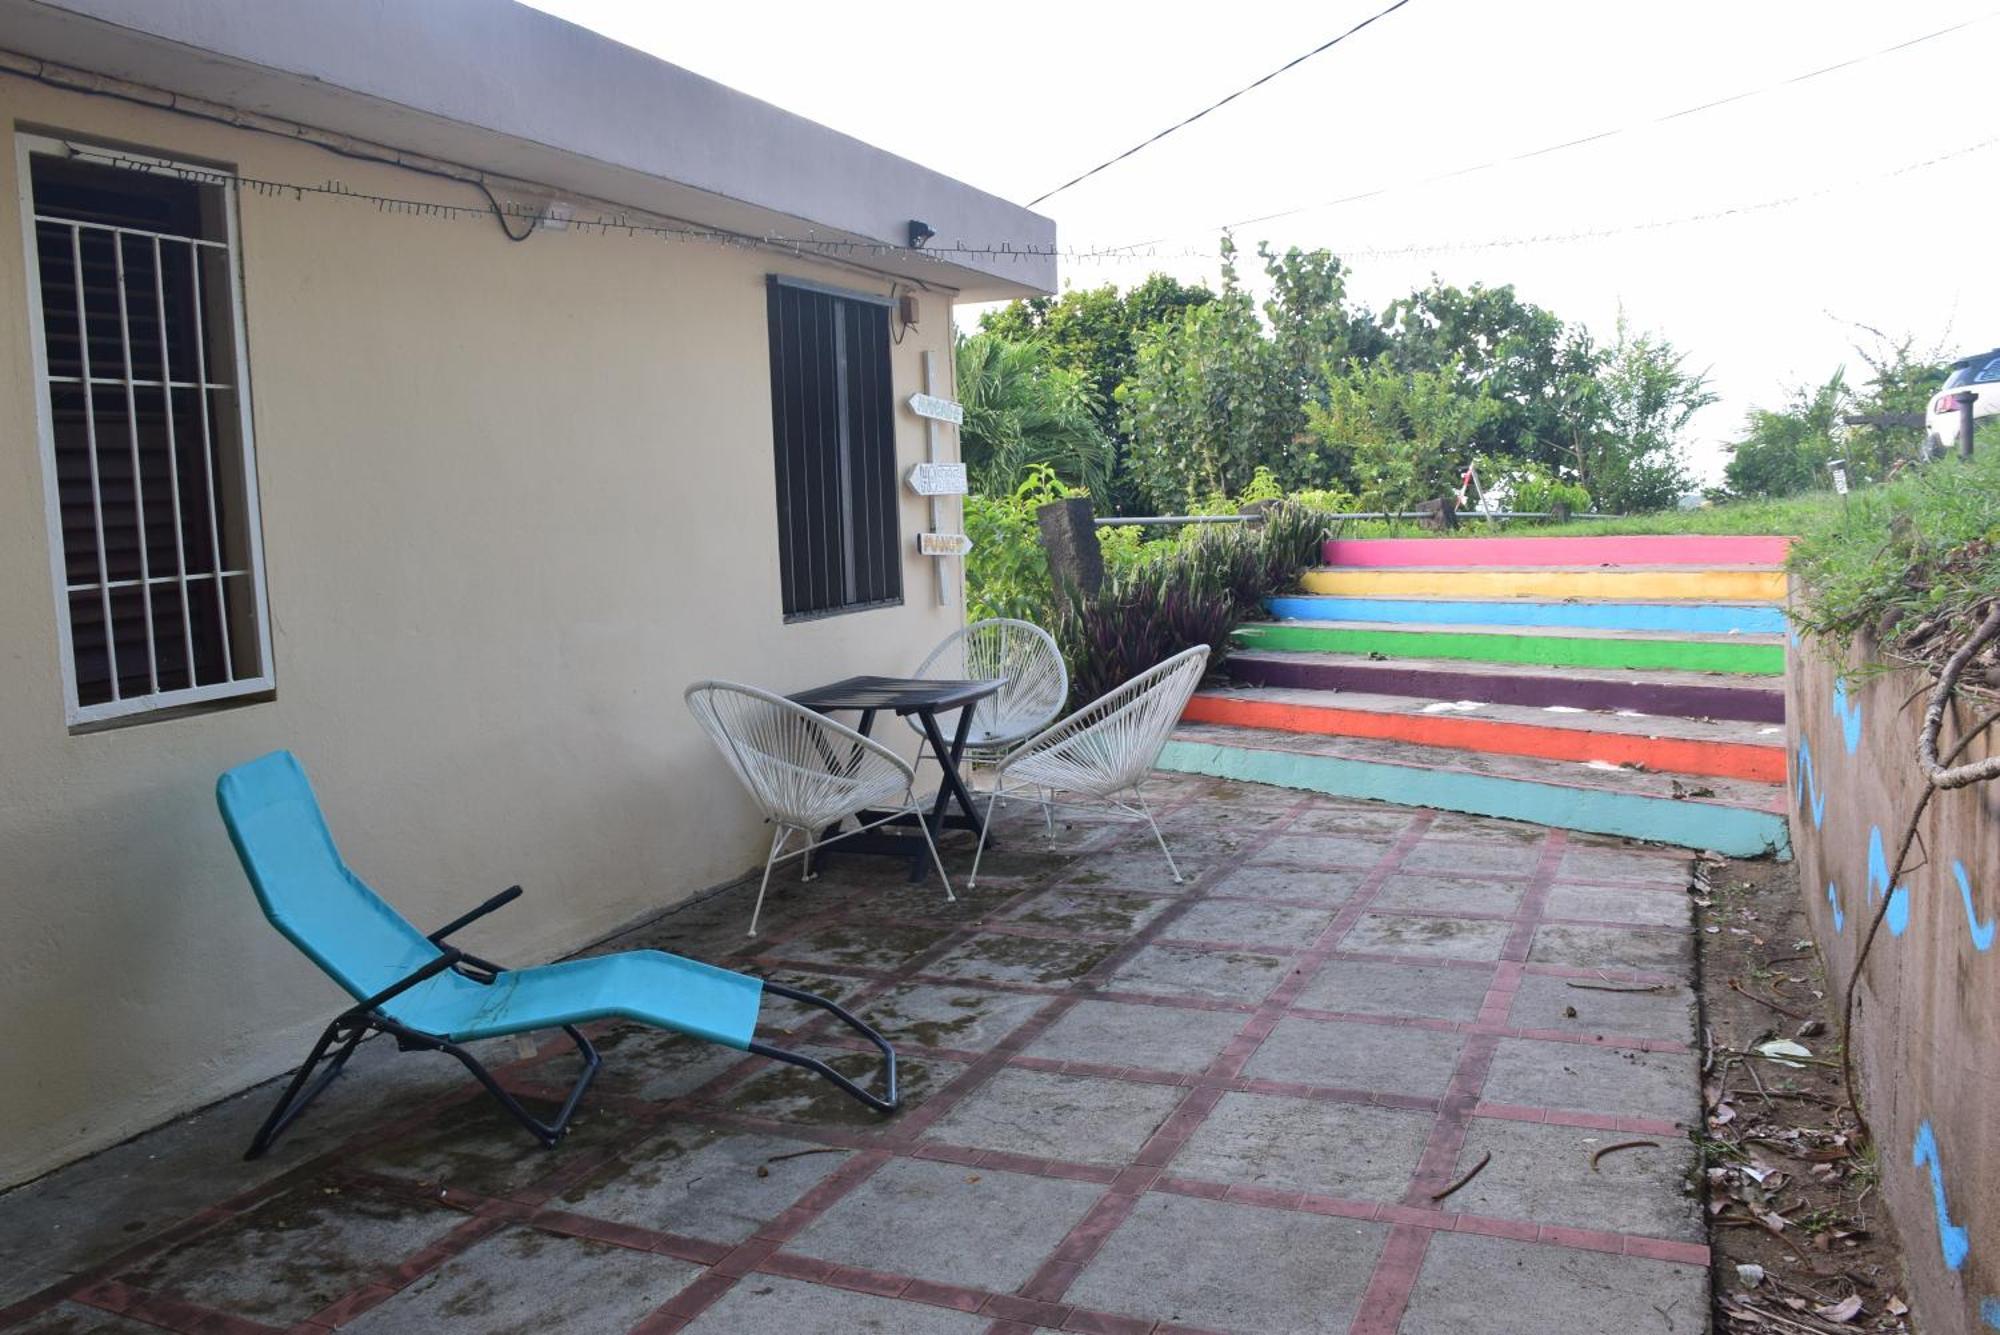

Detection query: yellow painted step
(1300, 566), (1786, 602)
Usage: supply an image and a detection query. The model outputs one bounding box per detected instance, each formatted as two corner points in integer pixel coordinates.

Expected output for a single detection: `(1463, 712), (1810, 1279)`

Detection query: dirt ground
(1694, 853), (1913, 1333)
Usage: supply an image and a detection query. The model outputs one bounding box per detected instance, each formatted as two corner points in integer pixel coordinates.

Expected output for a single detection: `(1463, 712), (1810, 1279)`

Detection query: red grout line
(69, 1278), (286, 1335)
(1347, 1223), (1434, 1335)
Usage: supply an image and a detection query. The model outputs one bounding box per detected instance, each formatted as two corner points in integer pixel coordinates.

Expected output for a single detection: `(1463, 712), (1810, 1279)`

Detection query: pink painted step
(1322, 535), (1793, 568)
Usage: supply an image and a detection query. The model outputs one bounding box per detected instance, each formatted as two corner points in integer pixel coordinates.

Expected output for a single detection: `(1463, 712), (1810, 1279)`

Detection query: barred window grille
(19, 139), (273, 725)
(766, 276), (902, 620)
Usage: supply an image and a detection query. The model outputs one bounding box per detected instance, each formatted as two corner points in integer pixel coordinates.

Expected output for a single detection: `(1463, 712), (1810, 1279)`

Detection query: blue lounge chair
(217, 750), (896, 1159)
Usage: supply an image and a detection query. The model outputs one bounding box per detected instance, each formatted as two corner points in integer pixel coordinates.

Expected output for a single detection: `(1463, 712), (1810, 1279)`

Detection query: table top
(789, 675), (1005, 715)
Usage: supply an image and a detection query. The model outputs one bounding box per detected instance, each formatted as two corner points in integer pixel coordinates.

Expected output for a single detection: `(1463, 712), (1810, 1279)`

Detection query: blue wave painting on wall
(1866, 826), (1911, 937)
(1957, 861), (1995, 952)
(1913, 1121), (1971, 1271)
(1796, 739), (1826, 828)
(1826, 881), (1844, 933)
(1981, 1296), (1999, 1329)
(1832, 678), (1863, 754)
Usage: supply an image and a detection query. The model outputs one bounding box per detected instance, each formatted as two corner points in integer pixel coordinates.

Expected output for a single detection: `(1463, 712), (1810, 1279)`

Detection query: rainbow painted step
(1264, 595), (1785, 635)
(1300, 566), (1788, 602)
(1321, 534), (1792, 568)
(1227, 649), (1786, 724)
(1183, 686), (1786, 783)
(1235, 621), (1786, 676)
(1159, 722), (1792, 858)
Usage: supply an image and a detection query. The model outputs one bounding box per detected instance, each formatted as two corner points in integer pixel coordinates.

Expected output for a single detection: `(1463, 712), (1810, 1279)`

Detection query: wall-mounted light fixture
(907, 219), (936, 249)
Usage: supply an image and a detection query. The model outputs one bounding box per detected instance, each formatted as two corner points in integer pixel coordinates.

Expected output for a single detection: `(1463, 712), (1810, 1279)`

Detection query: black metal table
(788, 675), (1005, 880)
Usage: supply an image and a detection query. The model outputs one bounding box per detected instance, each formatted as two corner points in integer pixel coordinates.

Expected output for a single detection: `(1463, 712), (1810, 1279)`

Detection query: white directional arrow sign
(907, 461), (968, 496)
(908, 392), (964, 425)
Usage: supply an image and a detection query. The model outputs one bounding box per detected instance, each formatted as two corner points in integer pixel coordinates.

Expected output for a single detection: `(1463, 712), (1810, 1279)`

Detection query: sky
(523, 0), (2000, 483)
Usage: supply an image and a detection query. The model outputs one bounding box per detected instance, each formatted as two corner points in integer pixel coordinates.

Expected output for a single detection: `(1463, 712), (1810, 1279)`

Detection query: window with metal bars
(765, 276), (902, 620)
(20, 138), (273, 726)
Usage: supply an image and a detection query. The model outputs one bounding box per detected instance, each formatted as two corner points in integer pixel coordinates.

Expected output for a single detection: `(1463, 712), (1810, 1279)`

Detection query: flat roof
(0, 0), (1057, 298)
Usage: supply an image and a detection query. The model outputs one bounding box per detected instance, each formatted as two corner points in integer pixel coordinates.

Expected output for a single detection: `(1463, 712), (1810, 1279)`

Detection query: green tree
(1304, 359), (1499, 512)
(1722, 371), (1851, 499)
(1380, 280), (1599, 469)
(956, 333), (1112, 495)
(1845, 330), (1951, 478)
(1581, 318), (1713, 512)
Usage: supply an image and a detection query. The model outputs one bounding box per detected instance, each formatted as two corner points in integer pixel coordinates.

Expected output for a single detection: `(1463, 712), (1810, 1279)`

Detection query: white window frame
(16, 133), (274, 727)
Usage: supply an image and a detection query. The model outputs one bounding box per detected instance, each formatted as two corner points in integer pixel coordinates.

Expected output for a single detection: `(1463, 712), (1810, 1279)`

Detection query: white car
(1925, 347), (2000, 454)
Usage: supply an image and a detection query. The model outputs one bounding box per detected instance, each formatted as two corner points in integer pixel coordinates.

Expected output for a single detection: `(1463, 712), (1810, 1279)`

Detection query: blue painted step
(1158, 724), (1791, 859)
(1264, 595), (1787, 636)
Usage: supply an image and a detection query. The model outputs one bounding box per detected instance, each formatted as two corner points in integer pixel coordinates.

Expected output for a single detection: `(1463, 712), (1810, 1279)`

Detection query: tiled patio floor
(0, 774), (1712, 1334)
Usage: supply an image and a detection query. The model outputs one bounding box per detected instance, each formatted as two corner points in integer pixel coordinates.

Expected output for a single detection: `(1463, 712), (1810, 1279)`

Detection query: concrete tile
(0, 1037), (498, 1307)
(1528, 924), (1692, 974)
(1158, 801), (1295, 833)
(1444, 1118), (1702, 1241)
(1482, 1039), (1698, 1124)
(1000, 886), (1176, 935)
(1399, 1230), (1706, 1335)
(1372, 872), (1526, 917)
(1402, 839), (1543, 877)
(1295, 959), (1487, 1022)
(343, 1225), (697, 1333)
(923, 933), (1119, 987)
(1288, 804), (1418, 836)
(1105, 943), (1293, 1004)
(347, 1094), (640, 1199)
(1243, 1016), (1464, 1098)
(1545, 883), (1691, 928)
(1068, 1191), (1388, 1330)
(1020, 998), (1247, 1075)
(922, 1069), (1184, 1166)
(1425, 812), (1545, 843)
(726, 1053), (960, 1132)
(1559, 846), (1688, 885)
(1173, 1092), (1433, 1202)
(1251, 833), (1394, 871)
(119, 1187), (464, 1325)
(862, 982), (1050, 1053)
(1055, 856), (1199, 895)
(588, 1024), (748, 1100)
(1093, 824), (1250, 862)
(1207, 862), (1368, 905)
(786, 1157), (1101, 1290)
(1160, 897), (1336, 948)
(682, 1275), (990, 1334)
(1506, 974), (1695, 1044)
(772, 923), (959, 973)
(1339, 913), (1510, 962)
(553, 1126), (851, 1243)
(10, 1305), (161, 1334)
(753, 970), (878, 1035)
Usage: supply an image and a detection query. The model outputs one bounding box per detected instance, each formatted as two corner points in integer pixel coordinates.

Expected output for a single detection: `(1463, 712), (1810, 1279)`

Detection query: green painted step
(1235, 621), (1784, 676)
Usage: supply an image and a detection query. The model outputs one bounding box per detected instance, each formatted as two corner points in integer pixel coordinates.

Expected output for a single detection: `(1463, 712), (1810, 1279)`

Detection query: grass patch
(1785, 450), (2000, 670)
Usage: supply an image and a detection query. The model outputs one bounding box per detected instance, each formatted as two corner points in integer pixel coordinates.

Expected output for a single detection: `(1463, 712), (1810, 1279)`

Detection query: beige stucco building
(0, 0), (1054, 1189)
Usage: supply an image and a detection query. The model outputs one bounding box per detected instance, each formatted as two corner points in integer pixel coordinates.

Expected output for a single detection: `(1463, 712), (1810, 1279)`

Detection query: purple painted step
(1227, 651), (1785, 724)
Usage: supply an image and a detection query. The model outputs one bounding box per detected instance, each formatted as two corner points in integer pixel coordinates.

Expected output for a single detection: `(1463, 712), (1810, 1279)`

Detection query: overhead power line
(1023, 0), (1415, 209)
(1096, 8), (1999, 251)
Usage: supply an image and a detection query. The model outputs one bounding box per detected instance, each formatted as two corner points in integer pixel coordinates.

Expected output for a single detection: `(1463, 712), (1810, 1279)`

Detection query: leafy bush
(1494, 459), (1591, 517)
(963, 467), (1075, 623)
(1786, 450), (2000, 667)
(957, 334), (1113, 495)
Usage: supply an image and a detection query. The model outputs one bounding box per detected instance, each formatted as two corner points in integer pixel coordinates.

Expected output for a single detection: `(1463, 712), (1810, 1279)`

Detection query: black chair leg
(750, 981), (899, 1113)
(434, 1023), (601, 1149)
(244, 1017), (371, 1160)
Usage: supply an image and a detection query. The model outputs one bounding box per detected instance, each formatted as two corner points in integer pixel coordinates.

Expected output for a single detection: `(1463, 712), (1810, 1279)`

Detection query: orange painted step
(1182, 687), (1786, 784)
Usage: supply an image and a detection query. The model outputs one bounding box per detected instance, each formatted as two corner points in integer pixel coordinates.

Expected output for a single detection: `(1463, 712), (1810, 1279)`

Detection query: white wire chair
(686, 681), (953, 935)
(969, 645), (1210, 889)
(907, 618), (1069, 813)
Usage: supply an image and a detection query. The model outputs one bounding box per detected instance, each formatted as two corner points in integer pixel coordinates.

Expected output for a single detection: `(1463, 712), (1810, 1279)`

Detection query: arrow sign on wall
(907, 462), (968, 496)
(908, 393), (964, 425)
(917, 532), (973, 557)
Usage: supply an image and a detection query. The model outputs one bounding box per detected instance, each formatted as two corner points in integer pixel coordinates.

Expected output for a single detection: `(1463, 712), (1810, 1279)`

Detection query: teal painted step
(1158, 727), (1790, 859)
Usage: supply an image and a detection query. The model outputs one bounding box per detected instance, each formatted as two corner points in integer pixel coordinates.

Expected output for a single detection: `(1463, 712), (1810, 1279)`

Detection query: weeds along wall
(1787, 625), (2000, 1335)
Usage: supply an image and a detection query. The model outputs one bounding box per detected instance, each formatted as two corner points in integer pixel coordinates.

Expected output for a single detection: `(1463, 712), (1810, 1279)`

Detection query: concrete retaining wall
(1787, 632), (2000, 1334)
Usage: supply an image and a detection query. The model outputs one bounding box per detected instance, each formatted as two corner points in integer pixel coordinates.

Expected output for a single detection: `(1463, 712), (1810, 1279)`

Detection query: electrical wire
(1096, 8), (2000, 253)
(1022, 0), (1415, 209)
